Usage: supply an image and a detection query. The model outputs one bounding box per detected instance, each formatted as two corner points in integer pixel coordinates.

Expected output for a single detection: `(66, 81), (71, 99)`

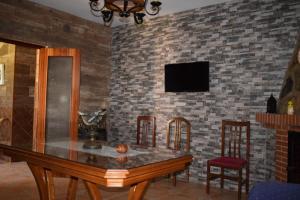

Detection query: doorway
(0, 41), (38, 162)
(0, 40), (80, 162)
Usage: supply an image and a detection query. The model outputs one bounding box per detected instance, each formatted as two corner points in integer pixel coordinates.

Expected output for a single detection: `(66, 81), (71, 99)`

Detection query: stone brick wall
(0, 0), (112, 112)
(110, 0), (300, 189)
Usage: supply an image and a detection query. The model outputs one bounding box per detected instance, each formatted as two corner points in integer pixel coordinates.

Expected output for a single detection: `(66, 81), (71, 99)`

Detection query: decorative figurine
(287, 100), (294, 115)
(267, 94), (277, 113)
(78, 109), (107, 149)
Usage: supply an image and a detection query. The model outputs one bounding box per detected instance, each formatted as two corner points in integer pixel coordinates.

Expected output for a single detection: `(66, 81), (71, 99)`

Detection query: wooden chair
(166, 117), (191, 186)
(206, 120), (250, 200)
(137, 116), (156, 147)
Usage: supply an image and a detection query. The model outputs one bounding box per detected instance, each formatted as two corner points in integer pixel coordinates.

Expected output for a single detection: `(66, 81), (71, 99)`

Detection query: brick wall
(110, 0), (300, 189)
(0, 0), (112, 112)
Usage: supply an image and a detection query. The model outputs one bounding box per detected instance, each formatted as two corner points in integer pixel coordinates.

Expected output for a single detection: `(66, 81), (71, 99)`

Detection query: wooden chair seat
(208, 156), (247, 169)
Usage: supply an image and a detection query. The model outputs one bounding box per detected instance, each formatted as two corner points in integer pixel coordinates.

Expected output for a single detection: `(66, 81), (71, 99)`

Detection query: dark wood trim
(0, 37), (44, 49)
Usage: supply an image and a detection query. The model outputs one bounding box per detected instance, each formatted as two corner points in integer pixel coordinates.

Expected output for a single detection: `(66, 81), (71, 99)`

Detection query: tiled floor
(0, 162), (247, 200)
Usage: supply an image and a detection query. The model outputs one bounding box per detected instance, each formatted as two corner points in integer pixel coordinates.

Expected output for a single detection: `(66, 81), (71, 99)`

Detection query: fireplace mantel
(256, 112), (300, 182)
(256, 113), (300, 131)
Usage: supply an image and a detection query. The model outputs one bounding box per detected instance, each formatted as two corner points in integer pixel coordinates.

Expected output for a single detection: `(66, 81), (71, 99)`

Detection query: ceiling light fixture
(89, 0), (162, 25)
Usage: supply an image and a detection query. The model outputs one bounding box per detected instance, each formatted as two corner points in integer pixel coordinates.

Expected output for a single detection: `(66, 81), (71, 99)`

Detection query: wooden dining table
(0, 140), (192, 200)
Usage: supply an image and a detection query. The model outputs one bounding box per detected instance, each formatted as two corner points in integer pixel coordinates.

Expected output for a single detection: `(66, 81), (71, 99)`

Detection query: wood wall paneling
(0, 0), (112, 112)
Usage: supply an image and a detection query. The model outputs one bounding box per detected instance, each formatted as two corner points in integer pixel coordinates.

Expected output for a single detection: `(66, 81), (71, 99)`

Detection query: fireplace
(258, 34), (300, 182)
(256, 113), (300, 182)
(288, 131), (300, 183)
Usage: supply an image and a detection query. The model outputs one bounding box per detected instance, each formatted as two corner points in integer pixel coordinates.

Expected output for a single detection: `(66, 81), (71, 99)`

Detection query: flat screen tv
(165, 61), (209, 92)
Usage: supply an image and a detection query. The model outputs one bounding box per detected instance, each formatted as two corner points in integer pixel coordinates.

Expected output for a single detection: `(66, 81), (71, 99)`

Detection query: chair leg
(173, 173), (177, 186)
(238, 169), (242, 200)
(186, 168), (189, 183)
(246, 165), (249, 193)
(220, 167), (224, 189)
(206, 162), (210, 194)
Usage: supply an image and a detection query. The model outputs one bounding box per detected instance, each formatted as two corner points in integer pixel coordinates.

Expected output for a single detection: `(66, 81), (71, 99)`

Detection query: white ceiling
(29, 0), (232, 26)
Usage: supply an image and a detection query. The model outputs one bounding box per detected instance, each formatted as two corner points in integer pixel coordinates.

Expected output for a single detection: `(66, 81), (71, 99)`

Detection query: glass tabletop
(1, 139), (191, 170)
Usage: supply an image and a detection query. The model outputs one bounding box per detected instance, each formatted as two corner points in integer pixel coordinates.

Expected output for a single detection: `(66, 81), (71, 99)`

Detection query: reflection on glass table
(0, 139), (193, 200)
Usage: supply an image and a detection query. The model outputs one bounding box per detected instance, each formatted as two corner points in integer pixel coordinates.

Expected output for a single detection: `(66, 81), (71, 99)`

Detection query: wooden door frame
(0, 38), (43, 152)
(33, 48), (80, 149)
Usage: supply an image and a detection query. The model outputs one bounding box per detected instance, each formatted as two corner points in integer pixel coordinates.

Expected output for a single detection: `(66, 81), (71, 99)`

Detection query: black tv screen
(165, 61), (209, 92)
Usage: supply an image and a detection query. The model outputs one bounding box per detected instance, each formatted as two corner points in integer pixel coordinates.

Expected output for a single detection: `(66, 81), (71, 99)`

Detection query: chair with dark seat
(166, 117), (191, 186)
(206, 120), (250, 200)
(137, 115), (156, 147)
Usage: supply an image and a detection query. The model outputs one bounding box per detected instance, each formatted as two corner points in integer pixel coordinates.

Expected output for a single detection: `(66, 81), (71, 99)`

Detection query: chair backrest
(137, 115), (156, 147)
(221, 120), (250, 161)
(166, 117), (191, 152)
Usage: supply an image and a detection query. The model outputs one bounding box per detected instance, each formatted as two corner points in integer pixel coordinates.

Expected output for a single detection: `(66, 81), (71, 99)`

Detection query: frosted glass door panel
(45, 56), (72, 142)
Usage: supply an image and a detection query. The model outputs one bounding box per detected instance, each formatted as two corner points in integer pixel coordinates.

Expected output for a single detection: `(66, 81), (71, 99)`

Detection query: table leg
(67, 177), (78, 200)
(27, 163), (55, 200)
(45, 170), (55, 199)
(128, 181), (149, 200)
(83, 180), (102, 200)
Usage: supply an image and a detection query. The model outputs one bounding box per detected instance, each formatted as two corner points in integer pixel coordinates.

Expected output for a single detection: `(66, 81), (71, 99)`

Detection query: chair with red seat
(206, 120), (250, 200)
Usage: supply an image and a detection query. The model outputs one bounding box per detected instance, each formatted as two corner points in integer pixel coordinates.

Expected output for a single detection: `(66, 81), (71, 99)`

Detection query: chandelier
(89, 0), (162, 25)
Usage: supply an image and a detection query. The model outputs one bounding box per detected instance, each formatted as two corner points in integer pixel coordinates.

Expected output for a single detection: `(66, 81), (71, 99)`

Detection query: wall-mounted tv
(165, 61), (209, 92)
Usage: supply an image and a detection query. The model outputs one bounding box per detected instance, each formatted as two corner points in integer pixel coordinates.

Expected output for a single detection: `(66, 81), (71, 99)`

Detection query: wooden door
(33, 48), (80, 148)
